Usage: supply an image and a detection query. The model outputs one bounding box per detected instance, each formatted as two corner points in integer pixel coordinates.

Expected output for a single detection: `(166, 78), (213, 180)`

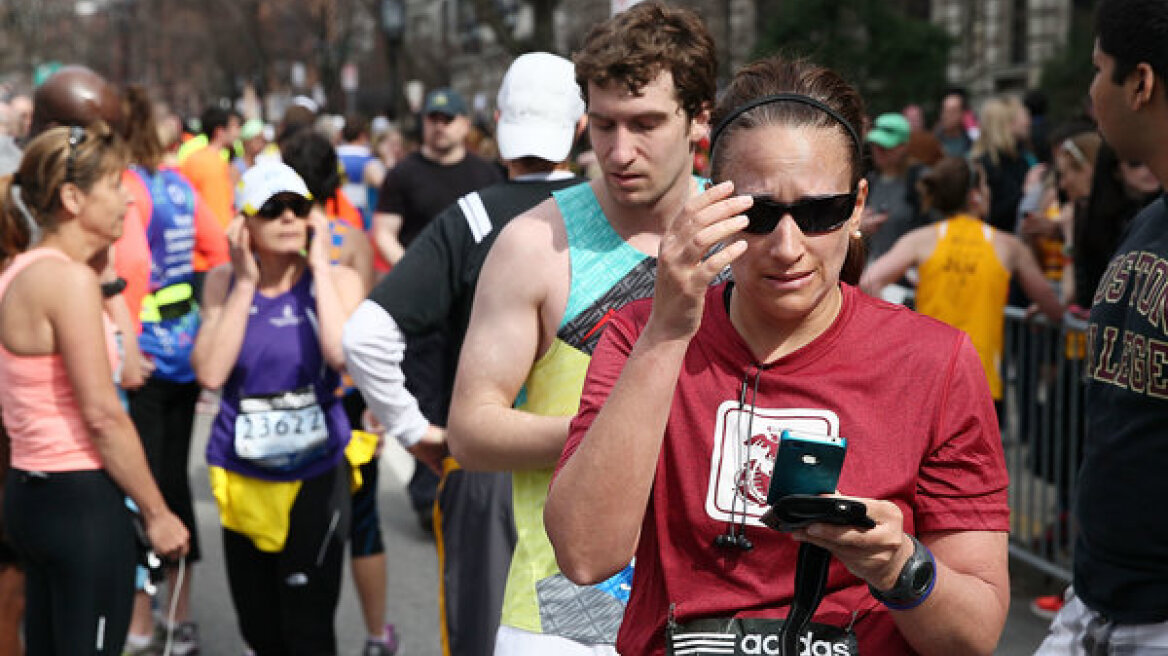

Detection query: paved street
(184, 413), (441, 654)
(1004, 563), (1064, 656)
(181, 412), (1055, 655)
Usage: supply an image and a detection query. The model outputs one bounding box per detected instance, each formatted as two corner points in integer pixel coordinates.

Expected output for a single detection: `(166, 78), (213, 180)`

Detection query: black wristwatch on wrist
(101, 276), (128, 298)
(869, 534), (936, 610)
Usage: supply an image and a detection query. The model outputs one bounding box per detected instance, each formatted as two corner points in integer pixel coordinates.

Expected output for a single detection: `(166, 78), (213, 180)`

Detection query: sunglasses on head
(254, 195), (312, 220)
(64, 125), (87, 183)
(61, 124), (115, 185)
(744, 190), (858, 235)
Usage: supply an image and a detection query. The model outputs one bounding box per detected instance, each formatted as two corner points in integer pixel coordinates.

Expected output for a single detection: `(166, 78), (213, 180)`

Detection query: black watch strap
(869, 534), (937, 610)
(101, 276), (128, 298)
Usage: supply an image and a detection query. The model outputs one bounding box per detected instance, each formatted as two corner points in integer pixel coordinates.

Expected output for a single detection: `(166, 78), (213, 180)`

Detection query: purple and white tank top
(206, 270), (349, 481)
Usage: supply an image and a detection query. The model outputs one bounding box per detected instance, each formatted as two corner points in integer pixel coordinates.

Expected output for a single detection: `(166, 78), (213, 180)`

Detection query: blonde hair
(1058, 131), (1102, 172)
(0, 122), (129, 265)
(971, 96), (1019, 165)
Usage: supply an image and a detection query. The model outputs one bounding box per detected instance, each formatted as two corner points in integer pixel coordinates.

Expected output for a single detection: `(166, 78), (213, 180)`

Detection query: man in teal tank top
(446, 2), (719, 653)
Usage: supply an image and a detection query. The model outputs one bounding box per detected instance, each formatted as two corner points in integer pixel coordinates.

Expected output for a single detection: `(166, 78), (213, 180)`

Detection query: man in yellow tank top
(445, 4), (719, 653)
(862, 157), (1063, 403)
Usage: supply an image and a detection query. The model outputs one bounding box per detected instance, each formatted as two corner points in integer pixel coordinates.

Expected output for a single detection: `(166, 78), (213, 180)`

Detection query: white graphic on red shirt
(705, 401), (839, 527)
(735, 428), (782, 506)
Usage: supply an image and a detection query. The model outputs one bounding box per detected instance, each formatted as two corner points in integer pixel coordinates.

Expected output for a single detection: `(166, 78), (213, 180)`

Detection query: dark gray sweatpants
(435, 464), (517, 656)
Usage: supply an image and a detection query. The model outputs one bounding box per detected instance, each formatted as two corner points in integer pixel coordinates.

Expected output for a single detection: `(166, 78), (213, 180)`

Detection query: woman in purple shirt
(191, 161), (363, 655)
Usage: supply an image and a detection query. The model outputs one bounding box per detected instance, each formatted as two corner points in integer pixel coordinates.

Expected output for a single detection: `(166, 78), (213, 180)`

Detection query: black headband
(709, 93), (862, 164)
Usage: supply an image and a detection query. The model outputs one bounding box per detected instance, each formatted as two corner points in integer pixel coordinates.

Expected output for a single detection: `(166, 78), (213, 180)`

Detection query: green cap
(240, 118), (264, 141)
(866, 113), (911, 149)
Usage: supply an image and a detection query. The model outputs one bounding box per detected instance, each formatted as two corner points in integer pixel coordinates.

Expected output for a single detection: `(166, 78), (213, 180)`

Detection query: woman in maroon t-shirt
(546, 56), (1010, 656)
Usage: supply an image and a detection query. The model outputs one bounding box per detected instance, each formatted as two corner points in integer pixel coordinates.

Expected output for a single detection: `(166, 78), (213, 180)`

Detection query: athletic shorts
(1035, 587), (1168, 655)
(495, 625), (618, 656)
(342, 388), (384, 558)
(349, 457), (384, 557)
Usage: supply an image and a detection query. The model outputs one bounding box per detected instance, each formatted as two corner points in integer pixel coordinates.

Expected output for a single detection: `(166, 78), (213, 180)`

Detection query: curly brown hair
(572, 1), (717, 121)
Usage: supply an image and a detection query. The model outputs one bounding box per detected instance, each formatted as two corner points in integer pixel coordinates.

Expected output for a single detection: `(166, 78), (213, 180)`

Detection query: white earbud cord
(161, 558), (186, 656)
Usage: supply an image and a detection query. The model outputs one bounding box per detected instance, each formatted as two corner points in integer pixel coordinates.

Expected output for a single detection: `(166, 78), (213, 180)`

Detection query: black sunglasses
(254, 195), (312, 220)
(64, 125), (86, 183)
(744, 191), (858, 235)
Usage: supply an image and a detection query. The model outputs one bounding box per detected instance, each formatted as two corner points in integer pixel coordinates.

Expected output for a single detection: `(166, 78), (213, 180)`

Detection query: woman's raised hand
(306, 207), (332, 271)
(226, 214), (259, 283)
(648, 181), (751, 341)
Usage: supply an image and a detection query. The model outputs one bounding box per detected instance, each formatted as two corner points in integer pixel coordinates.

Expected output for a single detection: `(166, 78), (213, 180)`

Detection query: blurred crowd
(1, 1), (1167, 655)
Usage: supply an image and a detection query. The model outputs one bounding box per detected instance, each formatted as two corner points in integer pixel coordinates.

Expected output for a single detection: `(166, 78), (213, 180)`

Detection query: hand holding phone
(227, 214), (260, 283)
(304, 207), (331, 269)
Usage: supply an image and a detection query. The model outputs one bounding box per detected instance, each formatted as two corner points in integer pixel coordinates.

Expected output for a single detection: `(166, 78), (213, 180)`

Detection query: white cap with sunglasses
(236, 161), (313, 216)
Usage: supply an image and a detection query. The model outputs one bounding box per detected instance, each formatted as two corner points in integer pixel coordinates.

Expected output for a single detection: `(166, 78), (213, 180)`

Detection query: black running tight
(3, 469), (136, 655)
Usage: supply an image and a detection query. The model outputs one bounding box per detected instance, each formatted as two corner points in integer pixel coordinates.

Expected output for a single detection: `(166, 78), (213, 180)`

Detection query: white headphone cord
(162, 558), (186, 656)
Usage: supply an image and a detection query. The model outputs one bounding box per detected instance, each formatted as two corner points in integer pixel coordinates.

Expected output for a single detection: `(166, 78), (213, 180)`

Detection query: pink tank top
(0, 248), (116, 472)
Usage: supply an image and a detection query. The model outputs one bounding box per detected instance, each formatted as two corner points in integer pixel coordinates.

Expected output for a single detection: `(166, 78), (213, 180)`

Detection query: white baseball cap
(496, 52), (585, 163)
(236, 160), (312, 215)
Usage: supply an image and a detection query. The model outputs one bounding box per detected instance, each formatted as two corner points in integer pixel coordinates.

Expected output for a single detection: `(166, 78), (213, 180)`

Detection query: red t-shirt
(559, 283), (1009, 656)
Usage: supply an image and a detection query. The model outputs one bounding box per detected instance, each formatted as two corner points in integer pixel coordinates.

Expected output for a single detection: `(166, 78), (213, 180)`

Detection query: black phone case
(759, 494), (876, 532)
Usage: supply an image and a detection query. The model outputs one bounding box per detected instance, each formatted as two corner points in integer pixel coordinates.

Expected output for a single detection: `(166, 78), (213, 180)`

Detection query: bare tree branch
(470, 0), (523, 55)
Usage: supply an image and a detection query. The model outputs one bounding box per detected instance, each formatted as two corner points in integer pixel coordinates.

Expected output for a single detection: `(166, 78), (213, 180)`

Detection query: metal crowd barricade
(1001, 306), (1088, 582)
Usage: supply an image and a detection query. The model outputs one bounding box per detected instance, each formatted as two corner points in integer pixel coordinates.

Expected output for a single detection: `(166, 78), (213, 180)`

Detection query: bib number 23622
(234, 387), (328, 470)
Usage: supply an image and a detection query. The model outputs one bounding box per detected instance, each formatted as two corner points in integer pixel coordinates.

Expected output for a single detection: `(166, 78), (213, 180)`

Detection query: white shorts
(1035, 587), (1168, 654)
(495, 625), (619, 656)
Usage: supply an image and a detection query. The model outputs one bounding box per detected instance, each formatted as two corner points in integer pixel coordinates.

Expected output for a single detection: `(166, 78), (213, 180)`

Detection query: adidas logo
(671, 631), (852, 656)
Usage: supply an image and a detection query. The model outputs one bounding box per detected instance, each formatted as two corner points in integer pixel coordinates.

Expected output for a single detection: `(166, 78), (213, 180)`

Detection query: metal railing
(1001, 306), (1088, 582)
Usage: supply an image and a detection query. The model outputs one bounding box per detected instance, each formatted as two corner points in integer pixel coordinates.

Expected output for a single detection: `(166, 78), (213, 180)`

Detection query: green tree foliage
(753, 0), (951, 116)
(1038, 5), (1096, 123)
